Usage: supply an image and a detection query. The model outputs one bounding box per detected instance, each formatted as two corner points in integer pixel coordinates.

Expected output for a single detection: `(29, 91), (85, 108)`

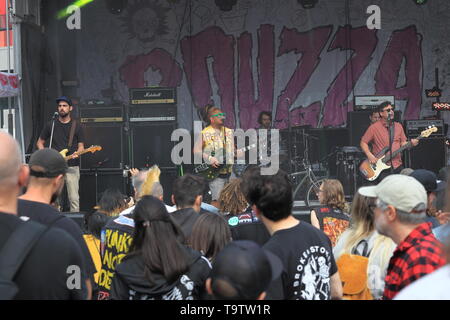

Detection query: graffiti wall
(72, 0), (450, 131)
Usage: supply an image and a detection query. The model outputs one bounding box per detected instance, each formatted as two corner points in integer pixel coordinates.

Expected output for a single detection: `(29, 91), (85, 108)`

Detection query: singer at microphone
(35, 96), (86, 212)
(360, 101), (419, 182)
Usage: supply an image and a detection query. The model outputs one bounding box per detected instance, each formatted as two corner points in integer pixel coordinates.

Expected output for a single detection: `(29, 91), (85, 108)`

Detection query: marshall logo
(130, 87), (176, 105)
(144, 92), (162, 98)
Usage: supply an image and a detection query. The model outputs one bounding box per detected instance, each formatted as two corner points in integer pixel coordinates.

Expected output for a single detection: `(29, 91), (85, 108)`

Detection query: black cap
(29, 148), (68, 178)
(410, 169), (445, 193)
(209, 240), (282, 300)
(56, 96), (73, 106)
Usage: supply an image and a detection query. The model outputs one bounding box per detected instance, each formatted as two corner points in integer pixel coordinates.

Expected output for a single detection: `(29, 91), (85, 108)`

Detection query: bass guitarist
(193, 105), (239, 203)
(360, 101), (418, 182)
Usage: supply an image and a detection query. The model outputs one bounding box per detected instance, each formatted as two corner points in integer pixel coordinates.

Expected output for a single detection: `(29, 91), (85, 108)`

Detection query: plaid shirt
(383, 222), (445, 300)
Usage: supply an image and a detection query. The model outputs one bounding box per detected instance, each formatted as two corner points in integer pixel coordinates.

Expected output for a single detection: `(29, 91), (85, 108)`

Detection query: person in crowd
(110, 196), (211, 300)
(242, 167), (343, 300)
(333, 192), (396, 300)
(219, 178), (270, 246)
(120, 167), (175, 216)
(399, 168), (414, 176)
(395, 211), (450, 299)
(18, 148), (96, 299)
(36, 96), (84, 212)
(83, 211), (110, 286)
(97, 165), (162, 299)
(188, 212), (231, 262)
(358, 174), (446, 299)
(95, 189), (128, 217)
(0, 132), (87, 299)
(410, 169), (447, 228)
(310, 179), (350, 247)
(206, 240), (282, 300)
(170, 174), (206, 239)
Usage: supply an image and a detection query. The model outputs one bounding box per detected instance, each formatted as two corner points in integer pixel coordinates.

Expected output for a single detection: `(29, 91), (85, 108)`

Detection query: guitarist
(360, 101), (418, 182)
(36, 96), (85, 212)
(193, 105), (236, 204)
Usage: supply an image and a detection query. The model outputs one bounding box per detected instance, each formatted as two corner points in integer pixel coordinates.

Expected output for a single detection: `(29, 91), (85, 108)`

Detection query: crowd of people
(1, 128), (450, 300)
(1, 97), (450, 300)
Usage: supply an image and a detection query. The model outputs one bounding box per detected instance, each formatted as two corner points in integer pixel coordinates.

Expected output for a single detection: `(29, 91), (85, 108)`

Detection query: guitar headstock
(87, 145), (102, 153)
(420, 125), (437, 138)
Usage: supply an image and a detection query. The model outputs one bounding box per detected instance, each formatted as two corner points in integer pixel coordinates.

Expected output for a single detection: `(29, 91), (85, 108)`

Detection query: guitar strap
(67, 119), (77, 149)
(389, 123), (395, 147)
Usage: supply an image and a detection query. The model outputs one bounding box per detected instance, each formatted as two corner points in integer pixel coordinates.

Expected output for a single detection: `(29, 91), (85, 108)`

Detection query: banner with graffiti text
(70, 0), (450, 130)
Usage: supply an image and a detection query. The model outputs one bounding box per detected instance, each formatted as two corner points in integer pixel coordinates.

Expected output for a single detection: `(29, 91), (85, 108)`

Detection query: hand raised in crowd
(130, 168), (139, 176)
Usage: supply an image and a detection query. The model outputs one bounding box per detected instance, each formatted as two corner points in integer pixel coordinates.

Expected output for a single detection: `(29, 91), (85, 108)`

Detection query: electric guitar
(59, 145), (102, 161)
(359, 126), (437, 181)
(194, 143), (258, 180)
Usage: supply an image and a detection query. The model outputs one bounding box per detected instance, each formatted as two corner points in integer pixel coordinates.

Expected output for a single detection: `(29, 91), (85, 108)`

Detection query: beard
(58, 110), (69, 118)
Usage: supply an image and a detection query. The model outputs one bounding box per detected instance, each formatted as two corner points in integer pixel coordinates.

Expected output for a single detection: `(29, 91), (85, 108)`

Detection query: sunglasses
(211, 112), (226, 118)
(383, 107), (395, 112)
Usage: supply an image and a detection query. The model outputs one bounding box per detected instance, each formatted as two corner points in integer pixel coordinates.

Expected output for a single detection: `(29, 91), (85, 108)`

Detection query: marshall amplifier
(129, 87), (176, 105)
(406, 120), (444, 138)
(353, 95), (395, 111)
(79, 105), (124, 123)
(129, 87), (177, 121)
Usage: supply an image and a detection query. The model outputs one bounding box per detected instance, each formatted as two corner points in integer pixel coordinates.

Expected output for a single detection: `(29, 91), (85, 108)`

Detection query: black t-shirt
(0, 212), (87, 299)
(226, 210), (271, 246)
(264, 222), (338, 300)
(18, 199), (97, 280)
(39, 119), (84, 166)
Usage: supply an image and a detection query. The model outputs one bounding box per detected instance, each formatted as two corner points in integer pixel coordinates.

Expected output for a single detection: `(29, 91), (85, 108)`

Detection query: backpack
(336, 239), (373, 300)
(0, 216), (63, 300)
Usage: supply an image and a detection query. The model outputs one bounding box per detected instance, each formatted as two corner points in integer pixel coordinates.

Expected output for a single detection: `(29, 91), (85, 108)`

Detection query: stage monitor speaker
(130, 121), (177, 169)
(347, 110), (402, 146)
(79, 170), (128, 213)
(80, 123), (124, 170)
(406, 137), (447, 174)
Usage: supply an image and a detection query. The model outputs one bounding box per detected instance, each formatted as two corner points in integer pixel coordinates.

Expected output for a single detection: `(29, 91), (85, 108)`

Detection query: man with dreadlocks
(218, 179), (270, 246)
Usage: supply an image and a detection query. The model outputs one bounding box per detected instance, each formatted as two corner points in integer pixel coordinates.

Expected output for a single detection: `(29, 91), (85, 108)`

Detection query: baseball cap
(358, 174), (427, 213)
(410, 169), (446, 193)
(56, 96), (73, 106)
(209, 240), (282, 300)
(28, 148), (68, 178)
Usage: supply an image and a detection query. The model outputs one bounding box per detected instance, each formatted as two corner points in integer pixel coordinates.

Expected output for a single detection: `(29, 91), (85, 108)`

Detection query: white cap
(358, 174), (427, 213)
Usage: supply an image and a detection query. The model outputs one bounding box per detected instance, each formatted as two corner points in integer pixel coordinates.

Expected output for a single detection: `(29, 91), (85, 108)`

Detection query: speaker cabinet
(347, 110), (402, 146)
(130, 122), (177, 169)
(80, 123), (124, 170)
(79, 170), (128, 213)
(406, 137), (447, 174)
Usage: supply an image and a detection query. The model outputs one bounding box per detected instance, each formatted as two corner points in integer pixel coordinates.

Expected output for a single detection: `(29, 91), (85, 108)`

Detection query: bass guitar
(194, 143), (257, 180)
(59, 145), (102, 161)
(359, 126), (437, 181)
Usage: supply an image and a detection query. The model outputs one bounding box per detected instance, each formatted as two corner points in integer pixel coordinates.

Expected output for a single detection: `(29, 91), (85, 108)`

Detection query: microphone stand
(286, 99), (293, 173)
(93, 158), (108, 204)
(49, 113), (58, 149)
(387, 114), (394, 173)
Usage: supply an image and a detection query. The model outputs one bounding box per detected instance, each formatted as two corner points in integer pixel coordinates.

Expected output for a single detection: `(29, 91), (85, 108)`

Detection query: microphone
(52, 112), (59, 119)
